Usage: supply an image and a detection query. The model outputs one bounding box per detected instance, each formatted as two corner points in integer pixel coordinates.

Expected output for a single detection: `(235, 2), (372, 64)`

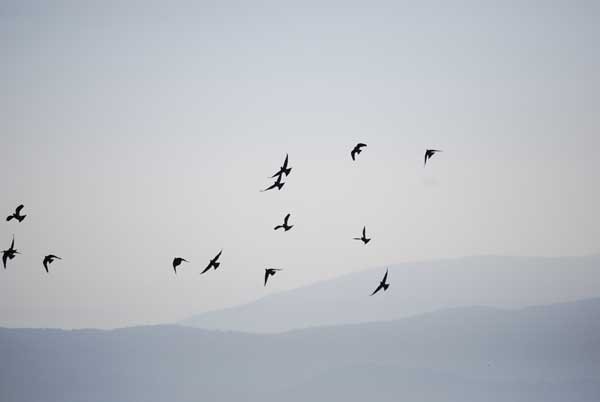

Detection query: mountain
(1, 298), (600, 402)
(183, 254), (600, 332)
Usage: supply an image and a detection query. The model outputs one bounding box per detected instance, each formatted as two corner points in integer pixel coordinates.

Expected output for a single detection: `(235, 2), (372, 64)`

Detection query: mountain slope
(183, 254), (600, 332)
(1, 298), (600, 402)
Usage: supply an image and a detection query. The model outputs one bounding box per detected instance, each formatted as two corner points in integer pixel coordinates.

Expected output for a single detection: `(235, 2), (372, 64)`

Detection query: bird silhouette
(351, 143), (367, 161)
(261, 175), (285, 192)
(172, 257), (188, 274)
(264, 268), (282, 286)
(201, 250), (222, 274)
(353, 226), (371, 245)
(270, 154), (292, 179)
(370, 268), (390, 296)
(6, 204), (26, 223)
(43, 254), (62, 273)
(274, 213), (294, 231)
(424, 149), (442, 166)
(2, 235), (20, 269)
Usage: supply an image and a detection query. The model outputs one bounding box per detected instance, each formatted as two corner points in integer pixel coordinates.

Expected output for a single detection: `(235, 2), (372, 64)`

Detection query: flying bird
(2, 236), (20, 269)
(172, 257), (188, 274)
(201, 250), (222, 274)
(274, 213), (294, 232)
(353, 226), (371, 245)
(424, 149), (442, 166)
(270, 154), (292, 179)
(370, 269), (390, 296)
(43, 254), (62, 273)
(6, 204), (26, 223)
(264, 268), (282, 286)
(261, 175), (285, 192)
(350, 143), (367, 161)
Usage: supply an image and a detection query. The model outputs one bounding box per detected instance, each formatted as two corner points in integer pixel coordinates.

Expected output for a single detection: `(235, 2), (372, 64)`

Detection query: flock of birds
(2, 145), (442, 295)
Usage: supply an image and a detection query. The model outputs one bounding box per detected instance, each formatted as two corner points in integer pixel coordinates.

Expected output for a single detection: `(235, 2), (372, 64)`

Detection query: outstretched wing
(10, 236), (14, 250)
(261, 182), (277, 192)
(284, 214), (290, 225)
(382, 269), (388, 283)
(357, 143), (367, 149)
(15, 205), (24, 215)
(282, 154), (289, 169)
(264, 270), (269, 286)
(43, 258), (49, 273)
(201, 263), (212, 274)
(362, 226), (366, 237)
(214, 250), (223, 260)
(350, 148), (357, 160)
(370, 282), (383, 296)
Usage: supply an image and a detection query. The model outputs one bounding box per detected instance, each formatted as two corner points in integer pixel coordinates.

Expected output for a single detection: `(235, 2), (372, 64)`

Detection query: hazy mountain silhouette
(1, 298), (599, 402)
(183, 254), (600, 332)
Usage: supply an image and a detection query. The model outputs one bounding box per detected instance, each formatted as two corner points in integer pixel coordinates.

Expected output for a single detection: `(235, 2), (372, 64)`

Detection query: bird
(264, 268), (282, 286)
(424, 149), (442, 166)
(2, 235), (20, 269)
(172, 257), (188, 274)
(43, 254), (62, 273)
(261, 175), (285, 192)
(350, 143), (367, 161)
(353, 226), (371, 245)
(370, 268), (390, 296)
(6, 204), (26, 223)
(270, 154), (292, 179)
(201, 250), (223, 274)
(274, 213), (293, 231)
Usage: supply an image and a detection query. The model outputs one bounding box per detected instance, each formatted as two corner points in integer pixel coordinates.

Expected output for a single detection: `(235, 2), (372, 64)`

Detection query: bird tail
(364, 239), (371, 244)
(383, 283), (389, 291)
(214, 262), (220, 269)
(17, 215), (26, 222)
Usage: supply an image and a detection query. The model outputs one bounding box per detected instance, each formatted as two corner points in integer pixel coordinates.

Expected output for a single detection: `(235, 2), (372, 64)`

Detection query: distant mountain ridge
(182, 254), (600, 332)
(2, 298), (600, 402)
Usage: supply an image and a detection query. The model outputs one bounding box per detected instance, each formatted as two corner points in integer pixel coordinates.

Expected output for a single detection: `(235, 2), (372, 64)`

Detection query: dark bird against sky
(172, 257), (188, 274)
(43, 254), (62, 273)
(370, 268), (390, 296)
(424, 149), (442, 166)
(270, 153), (292, 179)
(274, 213), (294, 232)
(350, 143), (367, 161)
(201, 250), (223, 274)
(2, 235), (20, 269)
(354, 226), (371, 245)
(261, 174), (285, 192)
(264, 268), (282, 286)
(6, 204), (26, 223)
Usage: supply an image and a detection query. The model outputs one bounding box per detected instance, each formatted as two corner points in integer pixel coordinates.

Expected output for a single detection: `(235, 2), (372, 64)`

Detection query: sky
(0, 0), (598, 329)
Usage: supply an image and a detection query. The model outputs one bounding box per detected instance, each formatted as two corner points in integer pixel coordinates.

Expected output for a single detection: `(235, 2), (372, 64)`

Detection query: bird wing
(43, 258), (49, 273)
(10, 236), (14, 250)
(261, 182), (277, 192)
(382, 269), (388, 283)
(350, 148), (357, 160)
(215, 250), (222, 260)
(270, 169), (283, 179)
(362, 226), (366, 237)
(282, 154), (289, 169)
(201, 263), (212, 274)
(357, 143), (367, 149)
(15, 205), (24, 215)
(264, 270), (269, 286)
(284, 214), (290, 224)
(371, 283), (383, 296)
(424, 151), (429, 166)
(2, 252), (7, 268)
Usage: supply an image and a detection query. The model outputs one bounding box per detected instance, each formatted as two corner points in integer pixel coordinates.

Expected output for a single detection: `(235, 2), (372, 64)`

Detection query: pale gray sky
(0, 0), (598, 328)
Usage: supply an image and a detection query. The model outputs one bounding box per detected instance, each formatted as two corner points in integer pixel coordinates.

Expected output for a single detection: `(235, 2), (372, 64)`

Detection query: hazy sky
(1, 0), (598, 328)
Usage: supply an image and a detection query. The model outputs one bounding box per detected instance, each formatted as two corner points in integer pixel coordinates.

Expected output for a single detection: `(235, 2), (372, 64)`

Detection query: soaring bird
(270, 154), (292, 179)
(353, 226), (371, 245)
(261, 175), (285, 192)
(43, 254), (62, 273)
(424, 149), (442, 166)
(6, 204), (26, 223)
(350, 143), (367, 161)
(274, 213), (293, 232)
(264, 268), (282, 286)
(2, 236), (19, 269)
(370, 269), (390, 296)
(201, 250), (223, 274)
(172, 257), (188, 274)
